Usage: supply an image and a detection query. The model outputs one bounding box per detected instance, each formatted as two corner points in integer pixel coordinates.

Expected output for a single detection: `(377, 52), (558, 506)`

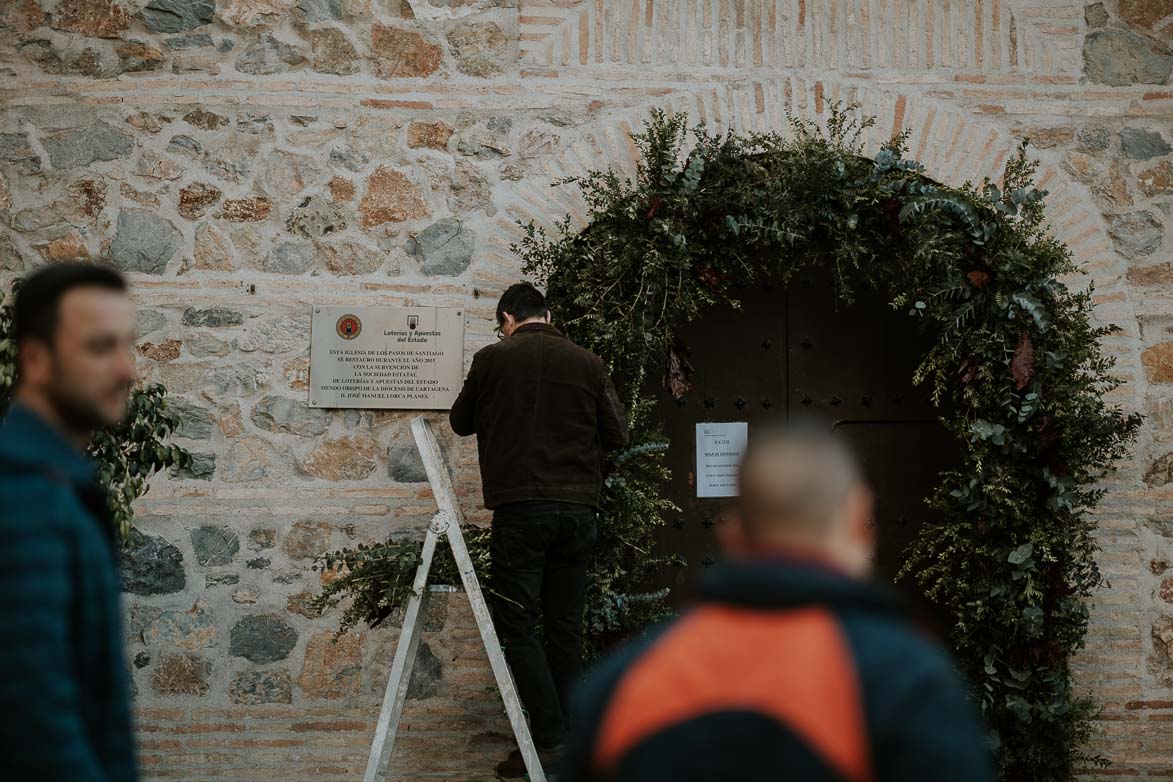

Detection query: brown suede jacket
(450, 323), (628, 509)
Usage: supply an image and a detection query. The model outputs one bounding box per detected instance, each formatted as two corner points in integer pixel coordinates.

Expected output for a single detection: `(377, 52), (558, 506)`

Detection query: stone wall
(0, 0), (1171, 778)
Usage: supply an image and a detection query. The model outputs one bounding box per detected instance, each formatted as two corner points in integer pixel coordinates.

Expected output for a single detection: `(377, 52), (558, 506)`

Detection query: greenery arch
(516, 109), (1140, 780)
(316, 108), (1140, 780)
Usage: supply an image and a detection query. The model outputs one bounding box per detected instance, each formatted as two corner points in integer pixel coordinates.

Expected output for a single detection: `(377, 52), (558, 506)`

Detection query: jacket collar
(696, 554), (904, 618)
(511, 322), (565, 338)
(0, 402), (96, 486)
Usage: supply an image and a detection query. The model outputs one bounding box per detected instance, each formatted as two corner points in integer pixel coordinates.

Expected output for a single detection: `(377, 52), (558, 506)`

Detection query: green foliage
(311, 526), (492, 636)
(0, 282), (189, 541)
(317, 107), (1139, 781)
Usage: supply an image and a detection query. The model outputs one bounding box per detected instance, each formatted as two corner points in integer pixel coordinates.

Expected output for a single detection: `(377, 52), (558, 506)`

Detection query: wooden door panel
(654, 286), (787, 593)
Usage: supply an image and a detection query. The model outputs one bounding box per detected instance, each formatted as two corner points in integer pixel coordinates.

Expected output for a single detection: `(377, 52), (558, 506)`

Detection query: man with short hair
(451, 282), (628, 778)
(560, 423), (994, 782)
(0, 263), (140, 781)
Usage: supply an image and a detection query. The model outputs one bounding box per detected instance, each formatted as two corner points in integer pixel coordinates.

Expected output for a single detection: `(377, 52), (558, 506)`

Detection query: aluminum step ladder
(363, 416), (547, 782)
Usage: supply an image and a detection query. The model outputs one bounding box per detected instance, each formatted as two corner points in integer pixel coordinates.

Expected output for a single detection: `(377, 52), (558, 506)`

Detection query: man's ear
(18, 339), (50, 387)
(846, 486), (876, 551)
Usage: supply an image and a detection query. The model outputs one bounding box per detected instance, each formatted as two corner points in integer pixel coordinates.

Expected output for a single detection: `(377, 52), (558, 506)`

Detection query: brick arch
(476, 76), (1142, 415)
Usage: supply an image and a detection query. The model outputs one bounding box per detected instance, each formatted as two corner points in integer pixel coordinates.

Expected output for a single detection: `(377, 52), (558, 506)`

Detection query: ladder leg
(448, 523), (548, 782)
(362, 528), (440, 782)
(409, 417), (548, 782)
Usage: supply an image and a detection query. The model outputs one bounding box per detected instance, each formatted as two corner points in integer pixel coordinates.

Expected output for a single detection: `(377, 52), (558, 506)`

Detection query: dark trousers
(490, 500), (597, 749)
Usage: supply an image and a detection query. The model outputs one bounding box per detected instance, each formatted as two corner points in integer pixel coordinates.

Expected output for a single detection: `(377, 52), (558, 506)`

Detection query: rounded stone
(251, 395), (329, 436)
(264, 241), (315, 274)
(230, 669), (293, 704)
(139, 0), (214, 33)
(1083, 29), (1173, 87)
(190, 526), (240, 566)
(108, 210), (181, 274)
(409, 218), (474, 276)
(120, 529), (186, 596)
(388, 440), (428, 483)
(1109, 211), (1164, 260)
(229, 614), (298, 664)
(151, 653), (211, 695)
(1120, 127), (1172, 160)
(43, 122), (134, 169)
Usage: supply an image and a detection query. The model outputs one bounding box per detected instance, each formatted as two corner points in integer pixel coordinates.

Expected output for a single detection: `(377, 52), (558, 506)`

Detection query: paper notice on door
(696, 422), (748, 498)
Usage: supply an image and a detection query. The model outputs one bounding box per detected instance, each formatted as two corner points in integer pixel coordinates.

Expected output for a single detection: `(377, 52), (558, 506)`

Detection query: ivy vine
(318, 108), (1139, 780)
(0, 281), (189, 540)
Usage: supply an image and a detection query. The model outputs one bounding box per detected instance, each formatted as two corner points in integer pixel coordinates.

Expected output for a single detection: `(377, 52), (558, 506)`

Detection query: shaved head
(730, 422), (874, 574)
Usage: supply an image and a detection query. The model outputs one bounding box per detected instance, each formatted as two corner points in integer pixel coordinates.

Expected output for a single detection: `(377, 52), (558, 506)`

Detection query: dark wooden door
(654, 268), (956, 629)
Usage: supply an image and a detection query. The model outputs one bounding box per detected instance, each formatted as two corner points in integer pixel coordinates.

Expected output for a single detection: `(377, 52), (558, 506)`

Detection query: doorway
(652, 266), (958, 632)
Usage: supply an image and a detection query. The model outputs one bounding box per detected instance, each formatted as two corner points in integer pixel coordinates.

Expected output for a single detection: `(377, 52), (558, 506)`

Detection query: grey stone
(328, 146), (368, 172)
(139, 0), (214, 33)
(1083, 29), (1173, 87)
(272, 571), (301, 584)
(10, 201), (78, 234)
(0, 234), (26, 272)
(235, 35), (307, 76)
(1078, 127), (1110, 152)
(108, 210), (180, 274)
(43, 123), (134, 170)
(298, 0), (343, 21)
(169, 400), (214, 439)
(120, 529), (186, 596)
(456, 117), (512, 159)
(201, 143), (256, 184)
(1109, 211), (1164, 259)
(134, 652), (151, 668)
(229, 615), (297, 664)
(237, 114), (274, 135)
(182, 307), (245, 327)
(264, 241), (315, 274)
(251, 395), (329, 436)
(143, 604), (216, 649)
(1121, 128), (1172, 160)
(0, 133), (42, 174)
(203, 366), (263, 400)
(247, 557), (271, 569)
(165, 33), (215, 50)
(137, 309), (168, 337)
(286, 196), (346, 239)
(406, 641), (442, 700)
(388, 440), (427, 483)
(190, 526), (240, 566)
(238, 314), (311, 354)
(186, 333), (230, 358)
(206, 573), (240, 587)
(230, 670), (293, 704)
(409, 218), (474, 276)
(171, 453), (216, 480)
(167, 134), (202, 159)
(1084, 2), (1109, 28)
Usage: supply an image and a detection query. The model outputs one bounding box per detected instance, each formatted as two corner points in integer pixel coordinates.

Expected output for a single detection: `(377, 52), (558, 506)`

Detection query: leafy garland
(318, 107), (1139, 780)
(0, 282), (190, 540)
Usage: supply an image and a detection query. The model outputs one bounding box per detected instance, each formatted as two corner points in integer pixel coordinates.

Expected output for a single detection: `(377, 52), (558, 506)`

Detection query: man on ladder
(450, 282), (628, 779)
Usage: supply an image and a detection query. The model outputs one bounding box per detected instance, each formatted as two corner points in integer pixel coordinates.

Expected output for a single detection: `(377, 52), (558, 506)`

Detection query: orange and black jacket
(561, 558), (995, 782)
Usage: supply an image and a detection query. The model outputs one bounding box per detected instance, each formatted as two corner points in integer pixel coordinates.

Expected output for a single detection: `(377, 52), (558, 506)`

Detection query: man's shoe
(495, 745), (563, 779)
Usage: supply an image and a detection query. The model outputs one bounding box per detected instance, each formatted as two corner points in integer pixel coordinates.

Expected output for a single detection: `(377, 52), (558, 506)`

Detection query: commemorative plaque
(309, 305), (465, 409)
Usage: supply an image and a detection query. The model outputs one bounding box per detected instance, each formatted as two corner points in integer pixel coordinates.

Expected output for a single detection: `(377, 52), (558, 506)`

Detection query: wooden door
(653, 268), (956, 630)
